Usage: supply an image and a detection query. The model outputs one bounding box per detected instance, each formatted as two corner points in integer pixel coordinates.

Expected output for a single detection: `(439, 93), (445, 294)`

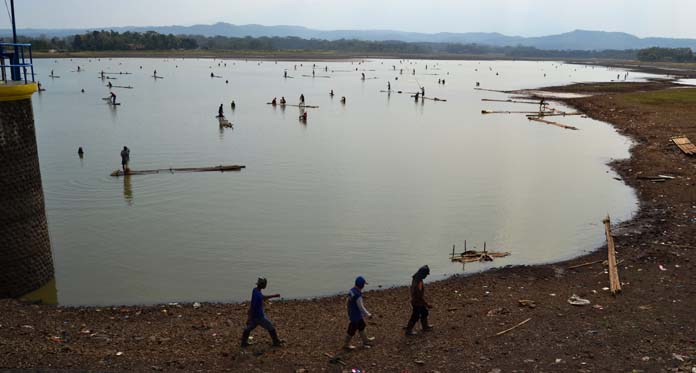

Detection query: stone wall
(0, 97), (54, 298)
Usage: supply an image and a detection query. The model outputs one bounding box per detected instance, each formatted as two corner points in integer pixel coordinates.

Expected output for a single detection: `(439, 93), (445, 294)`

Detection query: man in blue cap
(240, 277), (284, 348)
(343, 276), (374, 350)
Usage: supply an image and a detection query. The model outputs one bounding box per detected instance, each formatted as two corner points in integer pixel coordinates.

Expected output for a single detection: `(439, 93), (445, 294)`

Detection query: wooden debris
(324, 352), (346, 366)
(528, 117), (579, 130)
(450, 242), (510, 263)
(110, 165), (245, 177)
(603, 215), (622, 295)
(671, 136), (696, 155)
(567, 259), (605, 269)
(495, 318), (531, 336)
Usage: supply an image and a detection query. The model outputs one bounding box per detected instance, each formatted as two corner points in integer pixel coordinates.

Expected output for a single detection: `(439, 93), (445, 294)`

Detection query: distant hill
(3, 23), (696, 51)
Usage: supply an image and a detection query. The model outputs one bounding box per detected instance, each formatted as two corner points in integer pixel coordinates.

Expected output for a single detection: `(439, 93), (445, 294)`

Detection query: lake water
(30, 58), (654, 306)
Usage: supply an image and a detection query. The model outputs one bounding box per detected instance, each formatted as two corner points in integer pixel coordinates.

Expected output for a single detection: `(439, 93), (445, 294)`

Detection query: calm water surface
(31, 58), (655, 305)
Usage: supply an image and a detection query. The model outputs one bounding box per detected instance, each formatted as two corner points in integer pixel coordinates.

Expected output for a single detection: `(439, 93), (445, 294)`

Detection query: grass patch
(620, 88), (696, 106)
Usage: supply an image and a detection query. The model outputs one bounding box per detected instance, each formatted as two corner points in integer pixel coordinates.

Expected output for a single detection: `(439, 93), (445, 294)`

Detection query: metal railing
(0, 42), (34, 84)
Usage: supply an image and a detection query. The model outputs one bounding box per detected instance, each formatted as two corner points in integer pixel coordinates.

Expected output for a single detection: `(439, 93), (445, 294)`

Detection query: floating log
(671, 135), (696, 155)
(528, 117), (579, 130)
(110, 164), (245, 177)
(266, 103), (319, 108)
(603, 215), (622, 295)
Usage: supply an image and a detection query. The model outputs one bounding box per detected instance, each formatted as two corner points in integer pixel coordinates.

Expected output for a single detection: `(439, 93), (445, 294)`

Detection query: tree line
(5, 30), (695, 61)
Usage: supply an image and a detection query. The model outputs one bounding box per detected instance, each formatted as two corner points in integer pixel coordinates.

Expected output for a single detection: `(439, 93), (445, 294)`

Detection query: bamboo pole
(603, 215), (622, 295)
(495, 318), (531, 336)
(528, 117), (579, 130)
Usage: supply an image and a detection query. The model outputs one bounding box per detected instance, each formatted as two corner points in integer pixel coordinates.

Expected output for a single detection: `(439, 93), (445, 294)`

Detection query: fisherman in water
(120, 146), (130, 173)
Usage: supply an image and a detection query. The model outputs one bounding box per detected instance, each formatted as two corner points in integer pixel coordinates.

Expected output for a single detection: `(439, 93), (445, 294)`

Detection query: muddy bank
(1, 81), (695, 372)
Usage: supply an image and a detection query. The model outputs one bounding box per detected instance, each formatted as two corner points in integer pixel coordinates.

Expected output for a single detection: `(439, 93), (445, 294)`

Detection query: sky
(2, 0), (695, 38)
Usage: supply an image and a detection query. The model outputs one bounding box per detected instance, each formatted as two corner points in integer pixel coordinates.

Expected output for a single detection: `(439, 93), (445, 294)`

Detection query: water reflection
(122, 175), (133, 206)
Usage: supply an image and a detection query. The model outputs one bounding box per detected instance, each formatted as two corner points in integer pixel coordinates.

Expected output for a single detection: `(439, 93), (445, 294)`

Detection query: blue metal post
(10, 0), (21, 81)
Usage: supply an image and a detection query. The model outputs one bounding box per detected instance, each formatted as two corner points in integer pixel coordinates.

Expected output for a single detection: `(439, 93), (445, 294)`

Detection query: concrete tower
(0, 41), (54, 299)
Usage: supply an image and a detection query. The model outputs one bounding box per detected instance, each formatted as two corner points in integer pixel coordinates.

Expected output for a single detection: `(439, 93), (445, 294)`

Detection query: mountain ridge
(3, 23), (696, 51)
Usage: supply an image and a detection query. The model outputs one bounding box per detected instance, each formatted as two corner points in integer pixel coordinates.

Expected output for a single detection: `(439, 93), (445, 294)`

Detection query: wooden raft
(671, 136), (696, 155)
(450, 243), (510, 263)
(111, 165), (245, 177)
(528, 117), (579, 130)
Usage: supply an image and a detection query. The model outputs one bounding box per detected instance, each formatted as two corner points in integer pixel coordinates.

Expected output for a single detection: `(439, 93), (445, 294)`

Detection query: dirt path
(1, 81), (695, 372)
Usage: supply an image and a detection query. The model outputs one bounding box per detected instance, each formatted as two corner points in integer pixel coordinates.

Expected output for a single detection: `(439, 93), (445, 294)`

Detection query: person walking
(240, 278), (285, 348)
(343, 276), (374, 350)
(405, 265), (433, 336)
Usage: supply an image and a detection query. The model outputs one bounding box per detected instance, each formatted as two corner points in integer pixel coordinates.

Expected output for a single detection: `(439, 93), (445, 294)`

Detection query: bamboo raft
(483, 110), (550, 115)
(671, 135), (696, 155)
(152, 75), (164, 79)
(110, 85), (134, 89)
(217, 116), (233, 128)
(411, 95), (447, 102)
(111, 164), (245, 177)
(482, 98), (541, 104)
(528, 117), (579, 130)
(266, 103), (319, 108)
(301, 75), (331, 78)
(450, 242), (510, 263)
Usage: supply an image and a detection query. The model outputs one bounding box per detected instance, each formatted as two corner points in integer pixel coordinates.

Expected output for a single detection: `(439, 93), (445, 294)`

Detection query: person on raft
(387, 81), (391, 91)
(414, 92), (420, 101)
(421, 86), (425, 97)
(299, 94), (305, 105)
(78, 147), (84, 158)
(284, 70), (287, 78)
(110, 92), (117, 105)
(240, 277), (285, 348)
(107, 81), (113, 89)
(210, 72), (214, 78)
(120, 146), (130, 173)
(330, 89), (334, 97)
(340, 96), (346, 104)
(271, 97), (277, 106)
(361, 72), (365, 80)
(218, 104), (224, 117)
(280, 97), (286, 105)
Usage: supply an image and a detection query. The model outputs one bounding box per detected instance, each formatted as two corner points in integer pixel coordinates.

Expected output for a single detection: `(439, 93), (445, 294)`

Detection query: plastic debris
(193, 302), (201, 309)
(567, 294), (591, 306)
(659, 265), (668, 271)
(116, 351), (124, 356)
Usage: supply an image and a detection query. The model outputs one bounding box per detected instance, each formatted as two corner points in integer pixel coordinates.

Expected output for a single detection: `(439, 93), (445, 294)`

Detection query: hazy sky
(3, 0), (695, 38)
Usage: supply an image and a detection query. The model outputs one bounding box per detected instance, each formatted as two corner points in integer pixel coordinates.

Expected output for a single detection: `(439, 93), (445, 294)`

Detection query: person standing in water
(218, 104), (224, 117)
(240, 278), (285, 347)
(299, 94), (305, 105)
(120, 146), (130, 173)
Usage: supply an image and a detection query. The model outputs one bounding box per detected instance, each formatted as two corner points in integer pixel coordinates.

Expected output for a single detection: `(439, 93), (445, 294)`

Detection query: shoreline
(2, 79), (695, 370)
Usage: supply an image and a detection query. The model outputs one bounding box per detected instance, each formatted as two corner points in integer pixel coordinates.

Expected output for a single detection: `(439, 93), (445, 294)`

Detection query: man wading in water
(240, 277), (285, 348)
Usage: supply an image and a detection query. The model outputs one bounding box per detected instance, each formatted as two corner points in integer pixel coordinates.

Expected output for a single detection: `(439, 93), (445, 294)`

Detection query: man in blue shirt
(343, 276), (374, 350)
(240, 277), (284, 348)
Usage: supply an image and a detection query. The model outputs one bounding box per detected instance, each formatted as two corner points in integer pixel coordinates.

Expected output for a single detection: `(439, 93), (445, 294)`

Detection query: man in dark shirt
(405, 265), (433, 336)
(240, 277), (284, 347)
